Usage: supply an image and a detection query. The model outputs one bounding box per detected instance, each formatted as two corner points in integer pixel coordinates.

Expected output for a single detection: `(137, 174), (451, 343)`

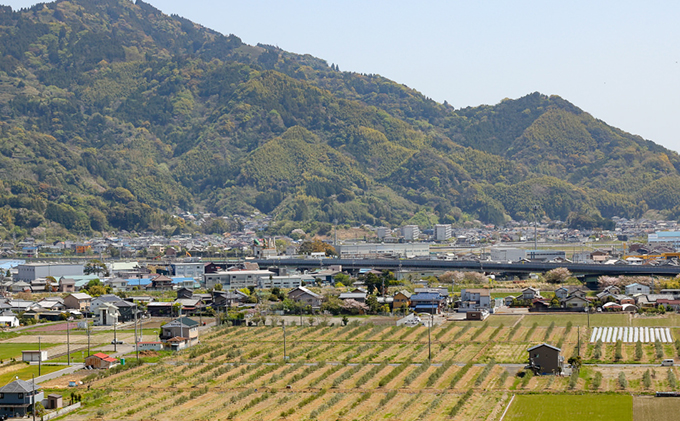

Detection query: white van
(661, 359), (674, 366)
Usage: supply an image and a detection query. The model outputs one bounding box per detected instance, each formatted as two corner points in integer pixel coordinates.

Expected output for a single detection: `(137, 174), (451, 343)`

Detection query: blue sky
(6, 0), (680, 152)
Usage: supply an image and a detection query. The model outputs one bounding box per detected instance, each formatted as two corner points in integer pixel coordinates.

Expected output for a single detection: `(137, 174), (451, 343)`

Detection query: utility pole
(32, 374), (36, 421)
(114, 320), (117, 353)
(134, 304), (139, 362)
(428, 299), (433, 361)
(38, 336), (41, 376)
(67, 321), (70, 366)
(283, 323), (287, 361)
(87, 325), (90, 357)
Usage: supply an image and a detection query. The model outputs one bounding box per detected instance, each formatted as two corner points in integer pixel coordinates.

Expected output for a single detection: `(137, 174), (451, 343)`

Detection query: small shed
(47, 394), (63, 409)
(21, 350), (47, 363)
(466, 310), (489, 321)
(85, 352), (118, 369)
(137, 341), (163, 351)
(527, 343), (563, 375)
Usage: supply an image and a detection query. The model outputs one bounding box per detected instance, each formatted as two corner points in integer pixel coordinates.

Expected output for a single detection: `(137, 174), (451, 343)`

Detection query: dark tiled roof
(0, 379), (39, 393)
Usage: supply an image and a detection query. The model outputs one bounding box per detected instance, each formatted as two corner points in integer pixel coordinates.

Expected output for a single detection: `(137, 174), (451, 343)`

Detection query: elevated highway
(253, 258), (680, 277)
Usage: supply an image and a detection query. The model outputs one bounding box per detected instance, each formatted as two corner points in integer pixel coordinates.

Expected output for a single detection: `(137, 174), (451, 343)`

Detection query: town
(2, 219), (680, 419)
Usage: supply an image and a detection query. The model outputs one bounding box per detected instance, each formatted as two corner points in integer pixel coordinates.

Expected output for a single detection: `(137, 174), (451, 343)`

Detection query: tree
(568, 355), (582, 371)
(88, 285), (107, 297)
(84, 259), (109, 277)
(366, 295), (380, 314)
(544, 267), (571, 284)
(299, 239), (337, 256)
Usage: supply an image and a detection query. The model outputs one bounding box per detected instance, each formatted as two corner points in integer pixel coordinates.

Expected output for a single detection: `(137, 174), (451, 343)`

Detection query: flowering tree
(342, 299), (369, 315)
(544, 267), (571, 284)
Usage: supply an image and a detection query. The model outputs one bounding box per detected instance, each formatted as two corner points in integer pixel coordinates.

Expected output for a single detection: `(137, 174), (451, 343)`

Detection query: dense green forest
(0, 0), (677, 238)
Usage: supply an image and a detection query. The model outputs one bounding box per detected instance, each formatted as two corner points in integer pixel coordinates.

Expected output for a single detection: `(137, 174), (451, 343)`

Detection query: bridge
(253, 258), (680, 278)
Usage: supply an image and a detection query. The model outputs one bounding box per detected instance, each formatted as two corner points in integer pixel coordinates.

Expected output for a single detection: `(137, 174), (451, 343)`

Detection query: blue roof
(414, 304), (439, 309)
(0, 260), (25, 270)
(656, 231), (680, 237)
(125, 278), (152, 286)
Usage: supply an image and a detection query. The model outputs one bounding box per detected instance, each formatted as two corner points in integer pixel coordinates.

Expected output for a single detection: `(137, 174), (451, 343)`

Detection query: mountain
(0, 0), (678, 239)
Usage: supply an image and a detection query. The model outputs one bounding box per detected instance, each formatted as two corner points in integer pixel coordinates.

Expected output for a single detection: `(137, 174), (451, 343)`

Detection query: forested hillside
(0, 0), (678, 238)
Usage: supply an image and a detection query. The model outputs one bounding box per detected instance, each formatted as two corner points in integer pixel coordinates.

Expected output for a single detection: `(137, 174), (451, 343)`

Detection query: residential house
(58, 278), (75, 293)
(112, 300), (139, 323)
(160, 317), (199, 349)
(146, 274), (174, 291)
(95, 303), (119, 326)
(174, 298), (205, 316)
(393, 291), (412, 311)
(527, 343), (563, 375)
(556, 287), (587, 308)
(105, 277), (129, 291)
(563, 295), (589, 309)
(338, 291), (367, 304)
(613, 295), (636, 305)
(30, 278), (47, 292)
(90, 294), (121, 314)
(147, 301), (174, 317)
(625, 283), (651, 295)
(521, 287), (542, 301)
(35, 298), (66, 312)
(64, 293), (92, 312)
(212, 290), (249, 309)
(0, 314), (19, 327)
(458, 289), (491, 312)
(287, 287), (323, 308)
(410, 291), (446, 314)
(9, 281), (31, 293)
(176, 287), (194, 300)
(0, 379), (44, 418)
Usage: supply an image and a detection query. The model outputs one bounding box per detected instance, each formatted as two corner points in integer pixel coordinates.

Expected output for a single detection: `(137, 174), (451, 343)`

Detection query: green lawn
(504, 394), (633, 421)
(0, 343), (57, 361)
(0, 364), (64, 385)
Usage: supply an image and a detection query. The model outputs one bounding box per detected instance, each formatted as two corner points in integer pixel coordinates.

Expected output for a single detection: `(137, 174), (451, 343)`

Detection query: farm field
(45, 313), (680, 420)
(0, 342), (57, 360)
(504, 394), (633, 421)
(0, 363), (63, 385)
(633, 396), (680, 421)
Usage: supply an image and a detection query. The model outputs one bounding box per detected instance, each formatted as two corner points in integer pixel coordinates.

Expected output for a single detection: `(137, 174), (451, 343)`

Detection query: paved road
(34, 363), (84, 384)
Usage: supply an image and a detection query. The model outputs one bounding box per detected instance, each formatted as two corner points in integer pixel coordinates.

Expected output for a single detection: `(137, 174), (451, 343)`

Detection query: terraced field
(52, 313), (680, 420)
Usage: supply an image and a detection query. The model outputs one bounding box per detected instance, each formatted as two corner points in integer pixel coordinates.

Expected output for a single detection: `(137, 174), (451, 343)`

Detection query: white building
(648, 231), (680, 247)
(490, 248), (526, 262)
(257, 275), (312, 289)
(171, 262), (205, 279)
(459, 288), (492, 312)
(434, 224), (452, 242)
(335, 243), (430, 259)
(625, 283), (651, 295)
(401, 225), (421, 241)
(376, 227), (390, 240)
(16, 263), (84, 282)
(204, 269), (275, 290)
